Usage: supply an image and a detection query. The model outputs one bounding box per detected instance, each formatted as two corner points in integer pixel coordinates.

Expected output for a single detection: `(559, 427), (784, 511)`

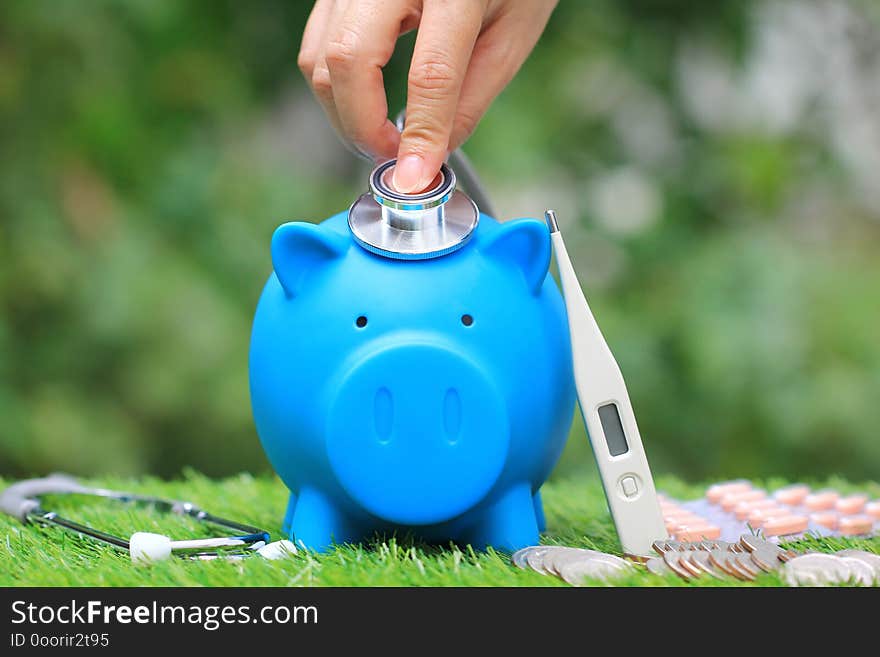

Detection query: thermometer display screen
(598, 403), (629, 456)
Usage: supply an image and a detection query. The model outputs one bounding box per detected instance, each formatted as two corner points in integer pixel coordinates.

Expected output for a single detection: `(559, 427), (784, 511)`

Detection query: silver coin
(524, 547), (554, 574)
(709, 549), (744, 580)
(749, 547), (784, 573)
(525, 546), (571, 575)
(558, 556), (631, 586)
(646, 557), (673, 576)
(739, 534), (782, 555)
(678, 551), (707, 578)
(512, 546), (541, 570)
(663, 550), (695, 580)
(838, 557), (876, 586)
(835, 549), (880, 578)
(734, 553), (759, 580)
(783, 553), (851, 587)
(687, 550), (721, 578)
(542, 548), (607, 576)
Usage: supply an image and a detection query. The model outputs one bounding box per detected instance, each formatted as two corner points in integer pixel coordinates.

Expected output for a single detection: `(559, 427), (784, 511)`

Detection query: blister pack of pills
(659, 480), (880, 544)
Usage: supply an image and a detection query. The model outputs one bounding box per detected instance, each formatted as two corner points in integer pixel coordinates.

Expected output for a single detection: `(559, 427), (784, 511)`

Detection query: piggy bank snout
(326, 343), (510, 526)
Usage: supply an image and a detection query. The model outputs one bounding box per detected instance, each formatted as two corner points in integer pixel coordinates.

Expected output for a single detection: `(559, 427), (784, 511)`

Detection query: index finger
(325, 0), (416, 160)
(393, 0), (483, 193)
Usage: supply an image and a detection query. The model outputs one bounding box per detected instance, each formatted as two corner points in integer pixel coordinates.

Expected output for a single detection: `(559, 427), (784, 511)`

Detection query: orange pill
(673, 524), (722, 542)
(707, 481), (751, 504)
(747, 506), (790, 527)
(663, 509), (703, 522)
(735, 499), (779, 520)
(810, 512), (839, 530)
(773, 485), (810, 506)
(835, 495), (867, 515)
(721, 490), (766, 512)
(804, 490), (839, 511)
(838, 515), (874, 536)
(762, 514), (809, 537)
(866, 501), (880, 520)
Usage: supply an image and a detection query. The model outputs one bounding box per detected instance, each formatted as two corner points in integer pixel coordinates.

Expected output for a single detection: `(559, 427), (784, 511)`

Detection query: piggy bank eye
(461, 314), (473, 327)
(355, 315), (368, 328)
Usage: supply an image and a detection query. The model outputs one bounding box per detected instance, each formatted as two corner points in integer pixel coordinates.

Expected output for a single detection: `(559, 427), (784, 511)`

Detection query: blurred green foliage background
(1, 0), (878, 483)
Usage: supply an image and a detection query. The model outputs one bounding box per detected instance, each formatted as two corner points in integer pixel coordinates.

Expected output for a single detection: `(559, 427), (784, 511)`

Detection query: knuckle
(346, 123), (376, 147)
(402, 122), (449, 152)
(296, 50), (315, 77)
(325, 26), (361, 71)
(311, 65), (332, 95)
(453, 108), (481, 141)
(408, 57), (457, 96)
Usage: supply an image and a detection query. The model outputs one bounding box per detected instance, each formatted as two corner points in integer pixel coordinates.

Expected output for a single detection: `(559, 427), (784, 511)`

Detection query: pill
(762, 514), (809, 537)
(747, 507), (790, 527)
(804, 490), (839, 511)
(810, 512), (839, 530)
(734, 499), (780, 520)
(721, 489), (766, 512)
(707, 481), (751, 504)
(671, 517), (712, 532)
(663, 510), (704, 522)
(835, 495), (867, 515)
(674, 523), (722, 542)
(773, 484), (810, 506)
(838, 515), (874, 536)
(866, 501), (880, 520)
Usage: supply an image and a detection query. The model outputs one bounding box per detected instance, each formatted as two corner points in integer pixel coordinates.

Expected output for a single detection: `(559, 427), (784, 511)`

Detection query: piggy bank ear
(271, 222), (348, 297)
(481, 219), (551, 295)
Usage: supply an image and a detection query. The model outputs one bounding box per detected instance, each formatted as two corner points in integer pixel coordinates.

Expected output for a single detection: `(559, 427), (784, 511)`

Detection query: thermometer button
(619, 475), (640, 499)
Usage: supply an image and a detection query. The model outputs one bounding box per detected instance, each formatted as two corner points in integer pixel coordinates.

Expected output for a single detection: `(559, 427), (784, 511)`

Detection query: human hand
(297, 0), (557, 193)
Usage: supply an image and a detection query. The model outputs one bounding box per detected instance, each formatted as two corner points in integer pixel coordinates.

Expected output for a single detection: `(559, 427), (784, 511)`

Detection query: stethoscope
(0, 473), (277, 563)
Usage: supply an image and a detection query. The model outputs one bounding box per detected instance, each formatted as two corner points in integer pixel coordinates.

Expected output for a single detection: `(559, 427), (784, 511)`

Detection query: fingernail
(392, 155), (425, 194)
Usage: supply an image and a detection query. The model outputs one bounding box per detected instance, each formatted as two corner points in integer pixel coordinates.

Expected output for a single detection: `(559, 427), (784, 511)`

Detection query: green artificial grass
(1, 472), (877, 587)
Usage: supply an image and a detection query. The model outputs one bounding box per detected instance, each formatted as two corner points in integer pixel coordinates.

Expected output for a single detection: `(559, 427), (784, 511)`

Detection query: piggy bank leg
(462, 484), (539, 552)
(289, 487), (358, 552)
(532, 489), (547, 533)
(281, 491), (297, 536)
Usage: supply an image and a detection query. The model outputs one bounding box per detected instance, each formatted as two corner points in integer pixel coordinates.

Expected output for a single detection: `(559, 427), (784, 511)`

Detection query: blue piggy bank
(249, 205), (575, 552)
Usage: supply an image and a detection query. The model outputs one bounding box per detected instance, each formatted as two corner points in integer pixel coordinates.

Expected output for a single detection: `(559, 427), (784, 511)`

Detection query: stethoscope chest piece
(348, 160), (479, 260)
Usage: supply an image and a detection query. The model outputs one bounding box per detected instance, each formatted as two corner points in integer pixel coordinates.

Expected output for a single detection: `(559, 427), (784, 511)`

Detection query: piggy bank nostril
(373, 387), (393, 443)
(443, 388), (462, 444)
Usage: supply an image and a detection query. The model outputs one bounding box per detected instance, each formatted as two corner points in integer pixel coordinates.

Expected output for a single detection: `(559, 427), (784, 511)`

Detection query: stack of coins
(646, 536), (880, 585)
(511, 546), (635, 586)
(645, 535), (798, 581)
(783, 550), (880, 586)
(511, 540), (879, 586)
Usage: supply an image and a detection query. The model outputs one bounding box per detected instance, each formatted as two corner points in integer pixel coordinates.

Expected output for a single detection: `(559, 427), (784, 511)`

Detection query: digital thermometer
(545, 210), (667, 558)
